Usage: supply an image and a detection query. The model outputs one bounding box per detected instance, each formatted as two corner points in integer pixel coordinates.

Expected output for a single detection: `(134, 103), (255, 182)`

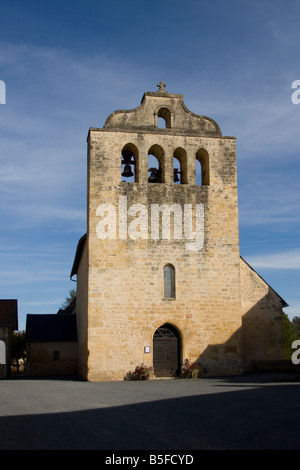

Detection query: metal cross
(157, 81), (166, 92)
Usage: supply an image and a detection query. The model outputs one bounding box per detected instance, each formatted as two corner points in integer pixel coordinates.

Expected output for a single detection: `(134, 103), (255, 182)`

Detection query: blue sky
(0, 0), (300, 330)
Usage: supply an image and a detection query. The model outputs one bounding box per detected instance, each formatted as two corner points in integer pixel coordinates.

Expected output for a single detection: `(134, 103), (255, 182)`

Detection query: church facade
(71, 83), (287, 381)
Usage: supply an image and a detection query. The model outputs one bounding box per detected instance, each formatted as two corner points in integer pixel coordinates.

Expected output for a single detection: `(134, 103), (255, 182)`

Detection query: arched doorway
(153, 323), (181, 377)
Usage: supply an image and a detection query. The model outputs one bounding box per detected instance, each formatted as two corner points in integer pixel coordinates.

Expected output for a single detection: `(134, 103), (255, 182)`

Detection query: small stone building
(26, 313), (77, 377)
(70, 83), (287, 381)
(0, 299), (18, 378)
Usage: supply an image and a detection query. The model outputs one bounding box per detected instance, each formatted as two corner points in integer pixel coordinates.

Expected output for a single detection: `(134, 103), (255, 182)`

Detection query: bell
(122, 163), (134, 178)
(148, 168), (160, 183)
(174, 169), (180, 183)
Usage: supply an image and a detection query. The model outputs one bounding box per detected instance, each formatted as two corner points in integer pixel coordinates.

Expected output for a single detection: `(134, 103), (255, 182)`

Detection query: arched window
(121, 143), (139, 182)
(148, 144), (164, 183)
(173, 147), (187, 184)
(157, 107), (171, 128)
(196, 148), (210, 185)
(163, 264), (175, 299)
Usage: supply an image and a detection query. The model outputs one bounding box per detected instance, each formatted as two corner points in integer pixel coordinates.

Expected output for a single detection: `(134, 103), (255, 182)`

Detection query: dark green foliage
(282, 312), (299, 359)
(11, 330), (26, 372)
(292, 316), (300, 338)
(62, 288), (76, 309)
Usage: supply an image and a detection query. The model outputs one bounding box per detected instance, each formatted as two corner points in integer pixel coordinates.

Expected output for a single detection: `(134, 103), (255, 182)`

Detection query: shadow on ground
(1, 373), (299, 450)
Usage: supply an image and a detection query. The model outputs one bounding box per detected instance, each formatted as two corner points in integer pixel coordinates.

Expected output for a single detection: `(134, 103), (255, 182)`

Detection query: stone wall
(27, 341), (78, 377)
(240, 258), (285, 371)
(82, 91), (243, 380)
(76, 239), (89, 379)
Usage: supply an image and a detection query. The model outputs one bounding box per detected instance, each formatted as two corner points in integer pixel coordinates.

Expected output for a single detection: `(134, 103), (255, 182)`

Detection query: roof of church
(240, 257), (288, 307)
(0, 299), (18, 329)
(26, 314), (77, 342)
(70, 233), (86, 279)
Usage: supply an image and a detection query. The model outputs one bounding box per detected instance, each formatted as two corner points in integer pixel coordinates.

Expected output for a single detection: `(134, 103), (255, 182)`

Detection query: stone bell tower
(73, 83), (244, 381)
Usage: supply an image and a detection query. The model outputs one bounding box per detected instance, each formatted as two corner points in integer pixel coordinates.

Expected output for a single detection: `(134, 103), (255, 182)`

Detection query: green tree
(62, 288), (76, 309)
(292, 316), (300, 338)
(11, 330), (26, 373)
(282, 312), (299, 359)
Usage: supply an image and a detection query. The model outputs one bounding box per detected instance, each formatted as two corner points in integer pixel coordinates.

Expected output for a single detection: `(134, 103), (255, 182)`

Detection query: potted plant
(181, 358), (204, 379)
(134, 363), (153, 380)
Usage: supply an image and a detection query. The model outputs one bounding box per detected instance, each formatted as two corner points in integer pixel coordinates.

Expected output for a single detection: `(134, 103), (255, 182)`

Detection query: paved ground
(0, 372), (299, 450)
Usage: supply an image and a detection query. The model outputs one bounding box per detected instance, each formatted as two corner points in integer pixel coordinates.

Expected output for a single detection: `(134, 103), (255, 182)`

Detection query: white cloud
(284, 302), (300, 319)
(0, 270), (67, 286)
(11, 203), (85, 224)
(247, 249), (300, 270)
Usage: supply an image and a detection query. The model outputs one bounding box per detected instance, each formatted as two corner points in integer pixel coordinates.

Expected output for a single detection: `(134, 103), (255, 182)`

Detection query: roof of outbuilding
(0, 299), (18, 329)
(70, 233), (86, 279)
(25, 314), (77, 342)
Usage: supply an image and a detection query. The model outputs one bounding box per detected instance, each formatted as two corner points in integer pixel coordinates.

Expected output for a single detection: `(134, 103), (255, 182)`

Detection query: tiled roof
(0, 299), (18, 329)
(25, 314), (77, 342)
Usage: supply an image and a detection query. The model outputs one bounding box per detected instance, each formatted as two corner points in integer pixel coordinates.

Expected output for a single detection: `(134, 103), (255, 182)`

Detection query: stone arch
(173, 147), (187, 184)
(148, 144), (165, 183)
(157, 107), (172, 128)
(196, 148), (210, 185)
(121, 143), (139, 182)
(153, 323), (182, 377)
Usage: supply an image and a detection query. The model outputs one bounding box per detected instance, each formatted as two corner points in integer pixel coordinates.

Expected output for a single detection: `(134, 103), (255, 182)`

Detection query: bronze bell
(148, 168), (160, 183)
(122, 163), (134, 178)
(174, 168), (180, 183)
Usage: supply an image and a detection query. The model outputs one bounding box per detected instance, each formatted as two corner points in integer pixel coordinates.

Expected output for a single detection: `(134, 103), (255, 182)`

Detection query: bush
(124, 363), (154, 380)
(181, 358), (204, 378)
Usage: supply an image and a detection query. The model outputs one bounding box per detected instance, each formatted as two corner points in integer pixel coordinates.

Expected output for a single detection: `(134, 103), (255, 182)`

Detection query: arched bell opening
(173, 147), (187, 184)
(121, 143), (139, 182)
(196, 148), (210, 186)
(148, 144), (165, 183)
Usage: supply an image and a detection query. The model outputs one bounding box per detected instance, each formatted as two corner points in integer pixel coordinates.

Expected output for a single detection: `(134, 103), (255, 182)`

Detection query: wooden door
(153, 324), (180, 377)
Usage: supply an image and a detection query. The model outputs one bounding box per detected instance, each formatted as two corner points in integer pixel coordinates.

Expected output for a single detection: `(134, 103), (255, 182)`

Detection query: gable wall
(240, 259), (285, 371)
